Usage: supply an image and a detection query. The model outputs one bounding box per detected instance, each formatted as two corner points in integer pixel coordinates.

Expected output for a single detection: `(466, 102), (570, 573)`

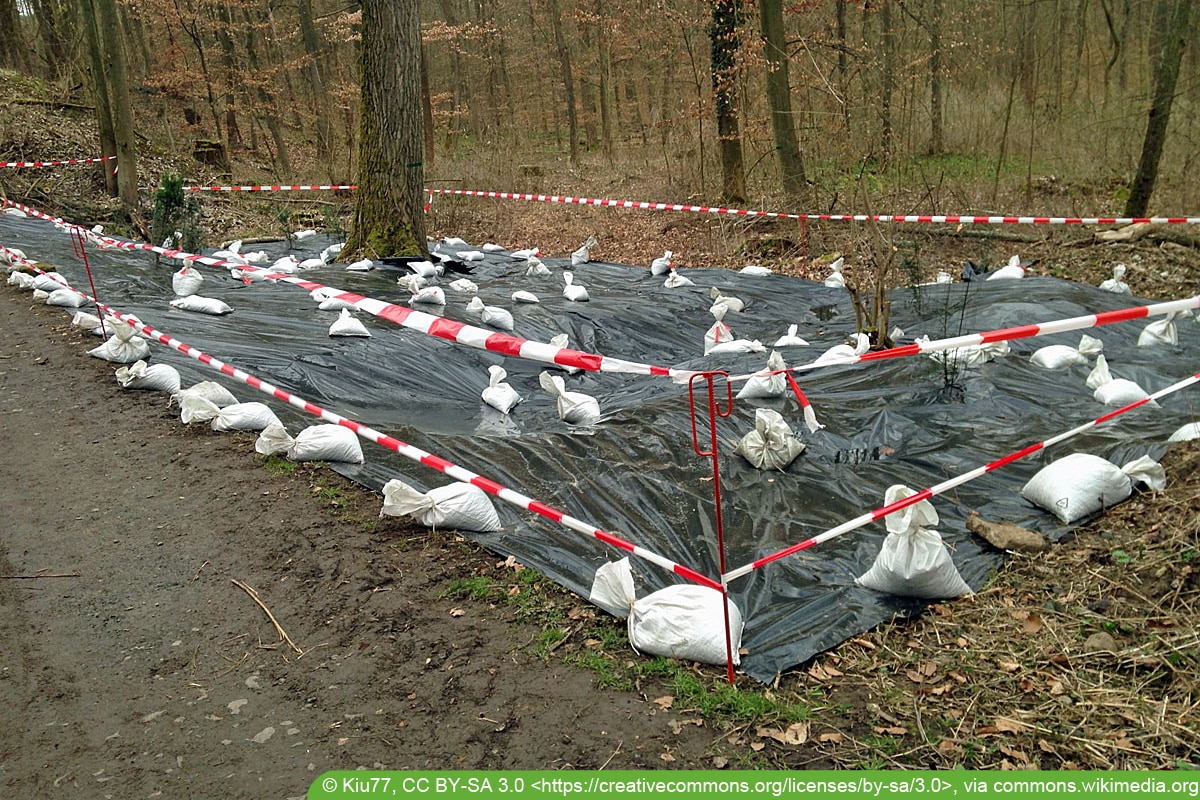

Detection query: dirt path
(0, 288), (727, 799)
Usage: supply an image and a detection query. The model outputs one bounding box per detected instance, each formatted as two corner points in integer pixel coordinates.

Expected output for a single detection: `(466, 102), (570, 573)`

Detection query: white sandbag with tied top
(1020, 452), (1166, 524)
(380, 478), (502, 532)
(255, 422), (364, 463)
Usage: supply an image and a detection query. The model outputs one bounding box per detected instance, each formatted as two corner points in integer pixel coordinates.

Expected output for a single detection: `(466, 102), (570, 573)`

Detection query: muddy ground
(0, 288), (738, 799)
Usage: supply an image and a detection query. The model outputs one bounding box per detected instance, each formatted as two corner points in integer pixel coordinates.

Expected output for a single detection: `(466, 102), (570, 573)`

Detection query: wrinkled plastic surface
(5, 214), (1199, 681)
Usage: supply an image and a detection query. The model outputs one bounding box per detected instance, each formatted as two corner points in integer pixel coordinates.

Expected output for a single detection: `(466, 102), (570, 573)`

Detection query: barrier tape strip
(183, 184), (357, 191)
(2, 155), (115, 169)
(724, 295), (1200, 384)
(723, 371), (1199, 584)
(429, 188), (1200, 226)
(0, 243), (719, 592)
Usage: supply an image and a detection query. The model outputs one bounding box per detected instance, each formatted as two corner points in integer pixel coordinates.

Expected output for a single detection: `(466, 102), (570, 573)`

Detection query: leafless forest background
(1, 0), (1197, 218)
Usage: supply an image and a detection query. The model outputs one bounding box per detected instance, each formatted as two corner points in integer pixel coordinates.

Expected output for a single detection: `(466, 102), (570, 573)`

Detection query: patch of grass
(569, 650), (634, 691)
(671, 670), (810, 724)
(442, 576), (496, 601)
(260, 454), (296, 475)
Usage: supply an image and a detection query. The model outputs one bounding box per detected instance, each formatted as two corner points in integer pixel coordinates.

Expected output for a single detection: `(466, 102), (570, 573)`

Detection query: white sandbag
(663, 269), (694, 288)
(509, 248), (540, 260)
(7, 271), (36, 289)
(539, 372), (601, 425)
(466, 297), (514, 330)
(481, 365), (522, 414)
(985, 255), (1026, 281)
(703, 304), (734, 355)
(571, 236), (597, 266)
(1020, 452), (1166, 524)
(740, 265), (772, 276)
(71, 310), (106, 336)
(1137, 312), (1180, 347)
(170, 295), (232, 315)
(115, 360), (181, 393)
(929, 339), (1009, 369)
(1168, 422), (1200, 442)
(823, 257), (845, 288)
(255, 422), (364, 463)
(449, 278), (478, 294)
(179, 394), (223, 424)
(172, 265), (203, 297)
(319, 295), (358, 311)
(346, 258), (374, 271)
(588, 558), (743, 666)
(481, 243), (506, 253)
(210, 402), (281, 432)
(650, 250), (672, 275)
(589, 558), (637, 618)
(773, 324), (809, 347)
(32, 272), (69, 292)
(328, 308), (371, 337)
(409, 286), (446, 305)
(88, 319), (150, 363)
(736, 350), (789, 400)
(1086, 355), (1154, 406)
(630, 585), (743, 666)
(707, 339), (766, 355)
(1030, 334), (1103, 369)
(176, 380), (239, 408)
(396, 273), (427, 293)
(734, 408), (805, 471)
(709, 286), (744, 313)
(45, 287), (85, 307)
(563, 271), (589, 302)
(814, 332), (871, 365)
(1098, 264), (1131, 294)
(511, 290), (540, 304)
(856, 485), (973, 599)
(525, 257), (550, 277)
(31, 288), (48, 300)
(379, 478), (502, 532)
(406, 260), (439, 279)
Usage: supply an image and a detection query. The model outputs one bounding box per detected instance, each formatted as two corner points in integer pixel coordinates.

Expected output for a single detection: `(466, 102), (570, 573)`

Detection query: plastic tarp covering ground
(4, 213), (1197, 681)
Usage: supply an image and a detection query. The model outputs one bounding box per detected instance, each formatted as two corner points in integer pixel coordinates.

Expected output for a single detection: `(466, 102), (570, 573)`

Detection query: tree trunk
(710, 0), (746, 203)
(758, 0), (806, 200)
(0, 0), (27, 71)
(93, 0), (138, 214)
(548, 0), (579, 165)
(241, 4), (292, 180)
(927, 0), (944, 155)
(297, 0), (335, 181)
(80, 0), (117, 196)
(345, 0), (426, 260)
(1124, 0), (1193, 217)
(878, 0), (895, 161)
(213, 5), (244, 153)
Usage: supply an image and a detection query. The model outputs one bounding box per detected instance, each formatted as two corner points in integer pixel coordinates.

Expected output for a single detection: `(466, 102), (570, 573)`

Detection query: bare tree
(759, 0), (807, 200)
(710, 0), (746, 203)
(93, 0), (139, 214)
(1125, 0), (1193, 216)
(344, 0), (426, 259)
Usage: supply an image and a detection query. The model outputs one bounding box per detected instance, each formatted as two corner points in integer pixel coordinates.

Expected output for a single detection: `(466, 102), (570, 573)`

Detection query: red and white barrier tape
(723, 294), (1200, 384)
(1, 242), (719, 592)
(429, 188), (1200, 226)
(2, 155), (115, 169)
(1, 199), (715, 384)
(183, 184), (357, 192)
(723, 371), (1198, 584)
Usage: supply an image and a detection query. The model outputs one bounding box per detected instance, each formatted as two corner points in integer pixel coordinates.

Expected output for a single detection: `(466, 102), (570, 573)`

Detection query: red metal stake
(688, 371), (736, 684)
(69, 228), (107, 341)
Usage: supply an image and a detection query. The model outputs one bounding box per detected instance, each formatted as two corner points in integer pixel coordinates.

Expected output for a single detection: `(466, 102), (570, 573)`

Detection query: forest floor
(1, 70), (1200, 796)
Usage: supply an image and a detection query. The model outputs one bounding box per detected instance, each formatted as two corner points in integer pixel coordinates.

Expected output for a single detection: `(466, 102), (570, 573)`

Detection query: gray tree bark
(758, 0), (806, 200)
(345, 0), (426, 259)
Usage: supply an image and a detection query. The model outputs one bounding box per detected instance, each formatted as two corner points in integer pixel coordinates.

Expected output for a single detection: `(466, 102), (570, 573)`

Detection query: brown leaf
(1038, 738), (1058, 754)
(660, 752), (676, 763)
(654, 696), (674, 711)
(1000, 744), (1030, 764)
(955, 637), (969, 648)
(819, 732), (844, 744)
(583, 638), (602, 649)
(948, 670), (967, 684)
(906, 669), (926, 684)
(997, 659), (1022, 673)
(873, 726), (908, 736)
(1022, 613), (1044, 635)
(929, 683), (953, 696)
(938, 740), (962, 754)
(449, 607), (465, 617)
(994, 716), (1027, 733)
(750, 741), (765, 752)
(851, 638), (877, 650)
(921, 662), (938, 677)
(507, 585), (520, 596)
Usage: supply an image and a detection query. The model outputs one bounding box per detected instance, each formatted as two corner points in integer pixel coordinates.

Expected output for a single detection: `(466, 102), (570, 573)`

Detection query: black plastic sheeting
(4, 213), (1198, 682)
